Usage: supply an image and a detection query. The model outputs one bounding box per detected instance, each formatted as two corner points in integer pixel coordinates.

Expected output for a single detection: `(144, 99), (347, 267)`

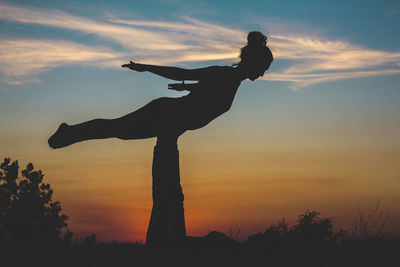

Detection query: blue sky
(1, 0), (400, 240)
(1, 0), (399, 139)
(1, 0), (400, 88)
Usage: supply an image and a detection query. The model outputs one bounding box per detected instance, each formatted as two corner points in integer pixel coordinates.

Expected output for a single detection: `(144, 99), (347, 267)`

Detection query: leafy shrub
(0, 158), (68, 245)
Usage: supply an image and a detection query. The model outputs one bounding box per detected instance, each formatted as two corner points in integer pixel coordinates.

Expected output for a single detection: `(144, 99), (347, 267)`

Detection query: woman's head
(238, 31), (273, 80)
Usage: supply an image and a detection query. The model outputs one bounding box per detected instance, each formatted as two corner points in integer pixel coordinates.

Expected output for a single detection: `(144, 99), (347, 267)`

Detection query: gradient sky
(1, 0), (400, 242)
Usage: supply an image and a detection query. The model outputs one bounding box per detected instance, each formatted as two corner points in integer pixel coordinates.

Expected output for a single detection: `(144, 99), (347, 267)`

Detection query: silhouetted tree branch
(0, 157), (68, 245)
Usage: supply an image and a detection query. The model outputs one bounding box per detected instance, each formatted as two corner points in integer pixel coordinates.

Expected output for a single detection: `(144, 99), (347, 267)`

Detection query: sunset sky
(1, 0), (400, 242)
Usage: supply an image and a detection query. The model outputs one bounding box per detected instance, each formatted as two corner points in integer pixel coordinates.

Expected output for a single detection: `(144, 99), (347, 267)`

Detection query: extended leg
(48, 97), (178, 149)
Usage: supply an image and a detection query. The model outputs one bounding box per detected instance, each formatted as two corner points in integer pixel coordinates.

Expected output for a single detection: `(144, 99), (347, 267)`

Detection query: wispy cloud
(266, 69), (400, 88)
(1, 2), (399, 89)
(265, 34), (400, 88)
(0, 3), (187, 51)
(0, 39), (124, 85)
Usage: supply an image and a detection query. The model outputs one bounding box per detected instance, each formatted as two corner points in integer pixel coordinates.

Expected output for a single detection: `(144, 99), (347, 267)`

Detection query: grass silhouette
(2, 210), (399, 267)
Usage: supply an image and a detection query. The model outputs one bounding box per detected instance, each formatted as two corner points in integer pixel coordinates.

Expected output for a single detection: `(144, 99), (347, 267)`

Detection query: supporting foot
(48, 123), (73, 149)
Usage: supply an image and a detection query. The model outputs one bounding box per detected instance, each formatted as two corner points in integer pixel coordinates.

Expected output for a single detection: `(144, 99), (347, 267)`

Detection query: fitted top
(181, 66), (241, 129)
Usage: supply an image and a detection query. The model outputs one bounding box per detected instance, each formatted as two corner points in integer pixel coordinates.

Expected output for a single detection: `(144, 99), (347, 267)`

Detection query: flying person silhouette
(48, 31), (273, 149)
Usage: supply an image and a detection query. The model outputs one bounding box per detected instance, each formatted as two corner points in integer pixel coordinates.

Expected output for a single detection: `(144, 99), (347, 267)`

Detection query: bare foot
(48, 123), (73, 149)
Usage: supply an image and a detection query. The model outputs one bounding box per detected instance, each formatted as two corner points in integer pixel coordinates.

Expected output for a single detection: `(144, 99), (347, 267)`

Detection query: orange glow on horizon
(2, 131), (400, 242)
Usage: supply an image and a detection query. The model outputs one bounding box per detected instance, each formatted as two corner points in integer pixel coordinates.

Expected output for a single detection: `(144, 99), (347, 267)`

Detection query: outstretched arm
(122, 61), (214, 81)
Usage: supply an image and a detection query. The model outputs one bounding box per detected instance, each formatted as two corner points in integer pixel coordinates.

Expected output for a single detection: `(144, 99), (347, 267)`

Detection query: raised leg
(48, 97), (184, 149)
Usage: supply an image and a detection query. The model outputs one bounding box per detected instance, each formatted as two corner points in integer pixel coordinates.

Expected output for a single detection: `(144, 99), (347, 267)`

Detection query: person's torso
(185, 66), (241, 119)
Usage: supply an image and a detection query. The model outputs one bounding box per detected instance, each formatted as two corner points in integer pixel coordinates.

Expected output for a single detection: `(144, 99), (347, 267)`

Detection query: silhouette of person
(48, 31), (273, 149)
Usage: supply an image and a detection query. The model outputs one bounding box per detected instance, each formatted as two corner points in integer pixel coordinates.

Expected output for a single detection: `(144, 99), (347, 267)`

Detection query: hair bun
(247, 31), (267, 47)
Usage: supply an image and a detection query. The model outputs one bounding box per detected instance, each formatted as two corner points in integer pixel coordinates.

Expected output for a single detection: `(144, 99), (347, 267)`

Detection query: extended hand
(121, 61), (146, 72)
(168, 81), (186, 91)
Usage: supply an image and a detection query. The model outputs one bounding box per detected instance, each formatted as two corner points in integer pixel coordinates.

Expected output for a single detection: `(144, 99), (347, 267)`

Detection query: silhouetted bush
(292, 210), (333, 244)
(85, 234), (97, 246)
(350, 201), (388, 240)
(63, 229), (74, 245)
(247, 210), (336, 250)
(0, 157), (68, 246)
